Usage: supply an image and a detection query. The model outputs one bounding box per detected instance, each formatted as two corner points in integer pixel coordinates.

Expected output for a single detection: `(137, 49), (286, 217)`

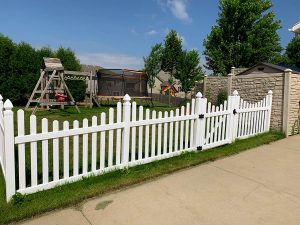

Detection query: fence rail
(0, 90), (273, 201)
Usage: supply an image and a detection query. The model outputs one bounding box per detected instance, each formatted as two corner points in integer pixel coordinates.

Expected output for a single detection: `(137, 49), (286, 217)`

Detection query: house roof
(237, 62), (300, 75)
(289, 21), (300, 34)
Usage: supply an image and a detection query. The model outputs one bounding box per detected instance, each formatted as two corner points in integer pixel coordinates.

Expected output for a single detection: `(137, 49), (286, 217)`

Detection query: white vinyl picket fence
(0, 90), (273, 201)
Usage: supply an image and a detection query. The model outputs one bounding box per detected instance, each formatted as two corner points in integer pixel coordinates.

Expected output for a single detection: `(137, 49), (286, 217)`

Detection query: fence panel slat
(82, 118), (88, 174)
(184, 103), (190, 149)
(145, 109), (150, 159)
(151, 110), (156, 157)
(18, 110), (26, 189)
(30, 115), (38, 186)
(222, 101), (227, 141)
(163, 111), (168, 154)
(108, 109), (114, 167)
(138, 106), (143, 160)
(131, 102), (136, 161)
(206, 103), (211, 144)
(169, 110), (174, 153)
(63, 121), (69, 178)
(116, 102), (122, 165)
(180, 106), (184, 150)
(91, 116), (97, 171)
(53, 120), (59, 181)
(174, 109), (179, 151)
(42, 118), (49, 184)
(73, 120), (79, 176)
(157, 111), (162, 156)
(100, 113), (106, 170)
(189, 99), (195, 148)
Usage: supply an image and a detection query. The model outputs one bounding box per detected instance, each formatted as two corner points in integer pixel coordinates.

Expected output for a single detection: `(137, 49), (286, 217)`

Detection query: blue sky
(0, 0), (299, 69)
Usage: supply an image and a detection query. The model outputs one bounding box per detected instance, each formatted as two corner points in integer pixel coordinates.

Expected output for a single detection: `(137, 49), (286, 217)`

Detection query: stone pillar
(283, 69), (292, 137)
(227, 73), (233, 95)
(203, 75), (207, 97)
(231, 66), (236, 75)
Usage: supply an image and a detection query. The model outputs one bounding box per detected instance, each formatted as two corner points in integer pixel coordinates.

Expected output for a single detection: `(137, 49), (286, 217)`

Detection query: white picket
(184, 103), (190, 149)
(222, 101), (227, 141)
(100, 113), (106, 170)
(63, 121), (69, 178)
(163, 111), (168, 154)
(210, 105), (215, 143)
(138, 106), (143, 160)
(53, 120), (59, 181)
(91, 116), (97, 171)
(157, 111), (162, 156)
(30, 115), (37, 186)
(169, 110), (174, 153)
(73, 120), (79, 176)
(151, 110), (156, 157)
(82, 118), (88, 174)
(206, 102), (211, 143)
(189, 99), (195, 147)
(174, 109), (179, 151)
(180, 106), (184, 150)
(42, 118), (49, 183)
(131, 102), (136, 161)
(145, 109), (150, 159)
(108, 108), (114, 167)
(17, 110), (26, 189)
(116, 102), (122, 165)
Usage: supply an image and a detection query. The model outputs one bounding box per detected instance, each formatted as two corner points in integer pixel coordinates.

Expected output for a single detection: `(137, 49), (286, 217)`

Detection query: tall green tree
(0, 35), (15, 84)
(161, 30), (183, 78)
(203, 0), (282, 75)
(285, 37), (300, 68)
(4, 42), (39, 104)
(56, 47), (85, 102)
(175, 50), (204, 99)
(144, 43), (163, 97)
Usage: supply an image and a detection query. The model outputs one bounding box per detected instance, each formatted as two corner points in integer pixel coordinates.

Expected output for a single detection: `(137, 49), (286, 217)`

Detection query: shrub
(217, 89), (227, 106)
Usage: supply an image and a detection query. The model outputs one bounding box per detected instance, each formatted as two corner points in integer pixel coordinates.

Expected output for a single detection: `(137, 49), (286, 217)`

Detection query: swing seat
(55, 93), (67, 101)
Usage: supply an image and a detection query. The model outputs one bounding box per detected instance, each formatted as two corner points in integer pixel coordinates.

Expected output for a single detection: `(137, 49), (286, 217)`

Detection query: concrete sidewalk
(20, 135), (300, 225)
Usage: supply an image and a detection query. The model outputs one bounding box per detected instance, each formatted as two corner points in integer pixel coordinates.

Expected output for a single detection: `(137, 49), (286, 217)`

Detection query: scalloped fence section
(0, 91), (273, 202)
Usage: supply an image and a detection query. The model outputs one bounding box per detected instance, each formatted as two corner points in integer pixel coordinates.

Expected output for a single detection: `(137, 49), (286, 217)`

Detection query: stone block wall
(289, 74), (300, 135)
(204, 76), (229, 104)
(231, 74), (284, 131)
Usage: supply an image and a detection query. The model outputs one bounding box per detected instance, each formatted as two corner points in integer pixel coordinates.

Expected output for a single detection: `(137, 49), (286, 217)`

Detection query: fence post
(227, 90), (240, 143)
(194, 92), (207, 150)
(121, 94), (131, 167)
(3, 99), (15, 201)
(266, 90), (273, 132)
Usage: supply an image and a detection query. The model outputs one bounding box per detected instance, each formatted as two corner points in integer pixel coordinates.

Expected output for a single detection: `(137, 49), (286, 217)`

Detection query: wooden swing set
(25, 58), (99, 114)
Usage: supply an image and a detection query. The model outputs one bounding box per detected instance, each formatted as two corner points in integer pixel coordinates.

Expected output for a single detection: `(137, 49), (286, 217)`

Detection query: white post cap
(196, 92), (202, 98)
(233, 90), (239, 96)
(4, 99), (13, 110)
(268, 90), (273, 95)
(0, 94), (2, 101)
(123, 94), (131, 102)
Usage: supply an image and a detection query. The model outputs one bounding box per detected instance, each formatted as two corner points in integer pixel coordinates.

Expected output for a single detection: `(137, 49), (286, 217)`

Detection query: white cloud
(77, 53), (143, 70)
(158, 0), (191, 22)
(146, 30), (158, 35)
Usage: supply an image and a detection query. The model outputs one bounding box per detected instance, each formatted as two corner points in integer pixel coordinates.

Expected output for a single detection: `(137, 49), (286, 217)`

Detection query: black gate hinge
(233, 109), (237, 115)
(199, 114), (204, 119)
(197, 146), (202, 151)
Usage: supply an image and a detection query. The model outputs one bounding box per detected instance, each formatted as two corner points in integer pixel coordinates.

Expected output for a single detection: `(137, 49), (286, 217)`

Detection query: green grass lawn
(0, 130), (284, 224)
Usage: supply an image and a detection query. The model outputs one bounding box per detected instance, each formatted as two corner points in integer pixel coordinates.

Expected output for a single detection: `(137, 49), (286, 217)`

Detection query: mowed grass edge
(0, 131), (284, 224)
